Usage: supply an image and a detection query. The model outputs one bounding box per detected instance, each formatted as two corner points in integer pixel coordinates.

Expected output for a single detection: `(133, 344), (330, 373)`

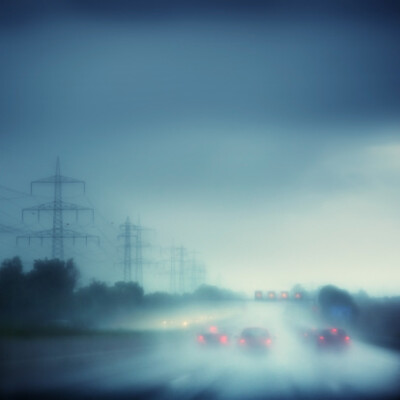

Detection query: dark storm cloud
(1, 0), (400, 141)
(1, 0), (400, 293)
(0, 0), (399, 211)
(1, 0), (399, 199)
(2, 0), (400, 22)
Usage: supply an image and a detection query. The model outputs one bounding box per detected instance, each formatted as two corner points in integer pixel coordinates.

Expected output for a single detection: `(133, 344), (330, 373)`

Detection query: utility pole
(135, 220), (143, 285)
(119, 217), (133, 281)
(198, 263), (207, 286)
(178, 245), (186, 294)
(118, 217), (146, 286)
(189, 251), (200, 292)
(154, 246), (177, 294)
(17, 158), (98, 259)
(165, 246), (203, 294)
(169, 246), (177, 294)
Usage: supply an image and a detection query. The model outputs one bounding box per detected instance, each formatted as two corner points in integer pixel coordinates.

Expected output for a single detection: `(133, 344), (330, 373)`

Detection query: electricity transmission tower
(187, 251), (206, 291)
(164, 247), (205, 293)
(135, 222), (143, 285)
(152, 246), (177, 294)
(178, 245), (186, 294)
(17, 158), (98, 260)
(198, 263), (207, 286)
(119, 217), (133, 282)
(169, 246), (177, 294)
(189, 251), (199, 292)
(118, 217), (146, 285)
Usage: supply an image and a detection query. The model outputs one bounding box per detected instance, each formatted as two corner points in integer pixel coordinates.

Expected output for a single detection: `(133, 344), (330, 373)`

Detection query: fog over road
(1, 302), (400, 399)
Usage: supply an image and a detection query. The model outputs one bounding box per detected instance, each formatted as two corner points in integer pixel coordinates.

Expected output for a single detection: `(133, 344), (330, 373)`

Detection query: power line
(0, 183), (31, 197)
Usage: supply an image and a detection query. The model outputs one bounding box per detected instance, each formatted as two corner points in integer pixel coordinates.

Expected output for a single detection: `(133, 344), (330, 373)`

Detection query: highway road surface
(1, 302), (400, 399)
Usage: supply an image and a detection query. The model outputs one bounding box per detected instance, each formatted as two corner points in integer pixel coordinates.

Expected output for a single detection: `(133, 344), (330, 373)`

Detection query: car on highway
(300, 327), (351, 351)
(237, 327), (273, 350)
(196, 325), (230, 347)
(316, 328), (351, 349)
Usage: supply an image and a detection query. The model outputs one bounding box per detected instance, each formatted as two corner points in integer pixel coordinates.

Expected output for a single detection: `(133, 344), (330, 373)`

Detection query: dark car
(237, 327), (273, 350)
(316, 328), (351, 349)
(197, 325), (230, 346)
(300, 327), (351, 350)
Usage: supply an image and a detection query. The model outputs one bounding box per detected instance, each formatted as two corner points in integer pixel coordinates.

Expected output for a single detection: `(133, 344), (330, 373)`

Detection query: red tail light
(209, 326), (218, 333)
(219, 335), (228, 344)
(239, 338), (246, 345)
(345, 336), (350, 341)
(331, 328), (337, 334)
(319, 336), (325, 341)
(197, 335), (205, 343)
(265, 338), (272, 346)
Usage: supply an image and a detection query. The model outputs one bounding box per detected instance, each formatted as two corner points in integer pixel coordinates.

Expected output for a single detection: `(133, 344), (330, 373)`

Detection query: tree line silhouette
(1, 256), (399, 350)
(0, 257), (243, 329)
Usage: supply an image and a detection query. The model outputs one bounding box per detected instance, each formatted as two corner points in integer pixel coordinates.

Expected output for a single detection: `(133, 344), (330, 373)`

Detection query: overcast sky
(1, 0), (400, 295)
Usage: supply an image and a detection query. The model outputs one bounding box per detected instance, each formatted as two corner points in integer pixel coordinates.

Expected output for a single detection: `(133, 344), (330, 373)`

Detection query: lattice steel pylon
(178, 246), (186, 294)
(169, 247), (177, 294)
(17, 158), (98, 260)
(190, 252), (198, 292)
(119, 217), (133, 281)
(118, 217), (146, 285)
(135, 222), (143, 285)
(198, 263), (207, 286)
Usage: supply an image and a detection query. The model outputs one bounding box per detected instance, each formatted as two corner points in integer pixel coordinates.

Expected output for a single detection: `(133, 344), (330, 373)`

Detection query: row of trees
(0, 257), (243, 329)
(1, 256), (399, 350)
(0, 257), (78, 325)
(0, 257), (145, 327)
